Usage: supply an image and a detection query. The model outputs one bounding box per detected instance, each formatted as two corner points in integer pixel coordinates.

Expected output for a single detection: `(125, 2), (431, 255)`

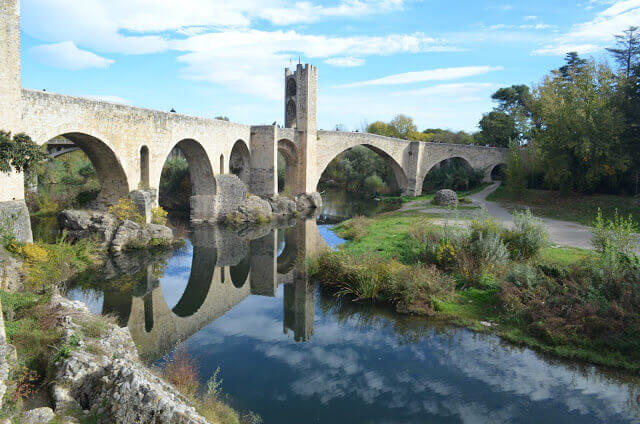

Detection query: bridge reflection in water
(80, 219), (327, 363)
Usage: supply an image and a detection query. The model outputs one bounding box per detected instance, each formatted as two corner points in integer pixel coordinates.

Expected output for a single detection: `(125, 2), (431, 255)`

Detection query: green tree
(606, 26), (640, 78)
(0, 131), (47, 174)
(532, 60), (628, 193)
(366, 121), (396, 138)
(478, 111), (517, 147)
(389, 114), (417, 139)
(505, 140), (526, 199)
(558, 52), (588, 81)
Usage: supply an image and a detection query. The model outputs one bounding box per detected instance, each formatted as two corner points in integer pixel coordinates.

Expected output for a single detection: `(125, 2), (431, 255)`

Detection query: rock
(110, 220), (174, 253)
(50, 295), (210, 424)
(263, 195), (297, 216)
(0, 247), (23, 292)
(294, 192), (322, 213)
(236, 195), (273, 221)
(59, 210), (119, 249)
(22, 407), (54, 424)
(434, 189), (458, 206)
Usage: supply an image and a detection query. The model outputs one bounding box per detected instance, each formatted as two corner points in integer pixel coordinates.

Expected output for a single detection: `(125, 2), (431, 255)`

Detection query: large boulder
(59, 210), (119, 249)
(294, 192), (323, 213)
(110, 220), (174, 253)
(263, 194), (297, 216)
(434, 189), (458, 206)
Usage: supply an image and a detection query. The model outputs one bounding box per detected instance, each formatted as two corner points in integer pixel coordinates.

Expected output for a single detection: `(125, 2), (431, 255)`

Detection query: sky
(18, 0), (640, 132)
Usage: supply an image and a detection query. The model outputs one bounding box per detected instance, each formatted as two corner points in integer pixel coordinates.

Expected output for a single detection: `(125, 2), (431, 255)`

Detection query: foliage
(159, 155), (191, 211)
(334, 216), (370, 241)
(532, 60), (628, 193)
(503, 209), (548, 260)
(151, 206), (168, 226)
(606, 26), (640, 78)
(318, 145), (396, 196)
(477, 111), (517, 147)
(108, 197), (145, 226)
(504, 140), (526, 199)
(422, 158), (484, 193)
(0, 131), (47, 174)
(591, 208), (637, 258)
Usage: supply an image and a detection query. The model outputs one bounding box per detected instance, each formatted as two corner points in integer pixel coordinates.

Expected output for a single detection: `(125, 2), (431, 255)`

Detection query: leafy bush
(363, 174), (385, 196)
(456, 231), (509, 284)
(151, 206), (168, 226)
(108, 198), (145, 226)
(159, 155), (191, 211)
(503, 209), (548, 260)
(591, 208), (637, 257)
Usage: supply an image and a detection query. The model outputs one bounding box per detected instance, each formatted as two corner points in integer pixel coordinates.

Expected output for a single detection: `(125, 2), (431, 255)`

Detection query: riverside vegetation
(309, 207), (640, 371)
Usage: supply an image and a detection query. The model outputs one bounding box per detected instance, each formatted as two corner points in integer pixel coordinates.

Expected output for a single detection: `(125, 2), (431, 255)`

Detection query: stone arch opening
(230, 254), (251, 288)
(421, 156), (483, 194)
(220, 154), (224, 174)
(278, 139), (298, 194)
(140, 145), (150, 189)
(172, 245), (217, 318)
(287, 78), (297, 97)
(159, 139), (216, 217)
(277, 227), (300, 274)
(229, 139), (251, 186)
(490, 163), (507, 181)
(317, 144), (408, 196)
(38, 132), (130, 209)
(286, 100), (297, 128)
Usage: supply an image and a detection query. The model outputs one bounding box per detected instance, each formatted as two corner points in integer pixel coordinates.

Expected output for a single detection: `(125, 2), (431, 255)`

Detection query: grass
(487, 185), (640, 228)
(386, 182), (491, 204)
(313, 208), (640, 371)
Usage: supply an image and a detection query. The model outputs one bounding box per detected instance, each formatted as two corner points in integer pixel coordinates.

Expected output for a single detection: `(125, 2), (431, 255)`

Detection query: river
(65, 190), (640, 423)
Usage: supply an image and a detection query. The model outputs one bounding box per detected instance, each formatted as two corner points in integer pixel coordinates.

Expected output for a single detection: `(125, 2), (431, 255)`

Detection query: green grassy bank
(309, 208), (640, 372)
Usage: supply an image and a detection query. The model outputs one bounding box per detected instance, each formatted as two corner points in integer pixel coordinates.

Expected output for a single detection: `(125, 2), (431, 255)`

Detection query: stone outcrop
(434, 189), (458, 206)
(110, 220), (174, 253)
(0, 247), (23, 292)
(50, 295), (210, 424)
(294, 192), (323, 213)
(263, 195), (297, 216)
(59, 210), (174, 253)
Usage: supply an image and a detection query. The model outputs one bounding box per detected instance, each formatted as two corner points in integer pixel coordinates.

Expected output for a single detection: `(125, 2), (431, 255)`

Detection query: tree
(531, 60), (628, 193)
(0, 131), (47, 174)
(478, 111), (517, 147)
(505, 140), (526, 199)
(214, 116), (230, 121)
(389, 114), (417, 139)
(366, 121), (396, 138)
(558, 52), (588, 81)
(490, 84), (533, 142)
(606, 26), (640, 78)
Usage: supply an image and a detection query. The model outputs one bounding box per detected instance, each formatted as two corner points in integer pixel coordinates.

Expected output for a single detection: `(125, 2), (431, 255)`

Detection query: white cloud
(260, 0), (406, 25)
(325, 57), (366, 67)
(339, 66), (503, 88)
(392, 82), (495, 100)
(524, 15), (538, 21)
(533, 0), (640, 55)
(174, 30), (455, 99)
(30, 42), (114, 70)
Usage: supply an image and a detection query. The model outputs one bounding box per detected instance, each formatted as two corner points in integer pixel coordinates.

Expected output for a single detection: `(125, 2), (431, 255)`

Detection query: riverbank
(310, 206), (640, 372)
(0, 233), (248, 422)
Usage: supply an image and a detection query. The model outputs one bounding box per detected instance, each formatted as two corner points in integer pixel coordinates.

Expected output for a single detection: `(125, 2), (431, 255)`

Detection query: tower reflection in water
(75, 219), (325, 363)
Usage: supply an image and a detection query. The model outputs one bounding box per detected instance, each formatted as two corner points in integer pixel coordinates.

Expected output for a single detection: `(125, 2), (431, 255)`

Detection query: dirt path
(466, 183), (599, 250)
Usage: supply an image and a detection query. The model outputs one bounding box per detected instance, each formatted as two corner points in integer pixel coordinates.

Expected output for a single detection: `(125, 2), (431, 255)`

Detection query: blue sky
(18, 0), (640, 132)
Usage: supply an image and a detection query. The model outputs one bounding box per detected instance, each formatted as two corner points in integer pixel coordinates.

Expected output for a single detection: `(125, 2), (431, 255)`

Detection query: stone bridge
(0, 0), (507, 242)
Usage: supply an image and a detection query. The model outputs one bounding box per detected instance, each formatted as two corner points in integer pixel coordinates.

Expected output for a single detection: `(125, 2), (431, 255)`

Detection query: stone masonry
(0, 0), (507, 241)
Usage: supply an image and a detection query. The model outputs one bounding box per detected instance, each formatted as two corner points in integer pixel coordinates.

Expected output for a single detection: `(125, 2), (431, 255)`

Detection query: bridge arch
(315, 143), (408, 194)
(160, 138), (216, 197)
(229, 139), (251, 186)
(278, 139), (298, 193)
(41, 132), (130, 207)
(140, 145), (150, 189)
(230, 254), (251, 288)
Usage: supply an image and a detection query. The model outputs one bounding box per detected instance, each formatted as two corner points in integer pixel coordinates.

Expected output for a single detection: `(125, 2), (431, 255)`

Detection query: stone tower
(0, 0), (20, 132)
(0, 0), (31, 242)
(284, 64), (317, 193)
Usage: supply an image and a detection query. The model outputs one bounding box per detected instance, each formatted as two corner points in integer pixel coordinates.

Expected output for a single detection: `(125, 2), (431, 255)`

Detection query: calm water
(65, 193), (640, 423)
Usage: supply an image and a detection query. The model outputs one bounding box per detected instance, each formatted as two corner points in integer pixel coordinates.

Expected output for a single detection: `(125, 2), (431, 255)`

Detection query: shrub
(503, 209), (547, 260)
(456, 231), (509, 285)
(505, 263), (542, 290)
(591, 208), (637, 257)
(164, 347), (199, 398)
(470, 213), (504, 242)
(335, 216), (370, 241)
(151, 206), (168, 226)
(108, 198), (145, 226)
